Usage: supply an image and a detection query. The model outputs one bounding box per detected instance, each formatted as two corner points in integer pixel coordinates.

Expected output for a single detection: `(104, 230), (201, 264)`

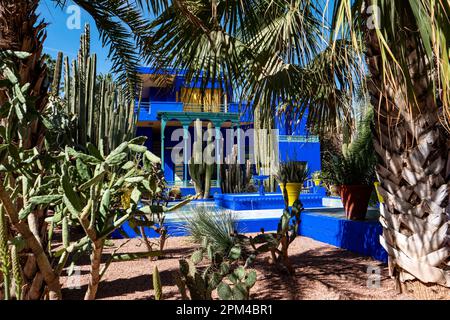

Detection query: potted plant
(274, 161), (309, 206)
(322, 113), (376, 220)
(311, 171), (322, 186)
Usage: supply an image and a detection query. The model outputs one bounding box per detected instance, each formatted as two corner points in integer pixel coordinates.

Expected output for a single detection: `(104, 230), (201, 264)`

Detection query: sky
(37, 0), (114, 75)
(37, 0), (336, 76)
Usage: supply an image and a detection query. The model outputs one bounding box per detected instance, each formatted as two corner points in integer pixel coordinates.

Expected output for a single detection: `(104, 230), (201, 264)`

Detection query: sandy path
(60, 235), (416, 300)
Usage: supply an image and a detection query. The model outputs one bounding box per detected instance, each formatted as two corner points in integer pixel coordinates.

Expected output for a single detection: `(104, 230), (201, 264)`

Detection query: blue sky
(37, 1), (335, 75)
(38, 0), (114, 74)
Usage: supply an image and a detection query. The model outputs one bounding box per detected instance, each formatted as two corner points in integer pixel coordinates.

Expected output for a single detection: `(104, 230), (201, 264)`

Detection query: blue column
(215, 124), (221, 187)
(161, 118), (166, 171)
(237, 123), (242, 164)
(183, 124), (189, 187)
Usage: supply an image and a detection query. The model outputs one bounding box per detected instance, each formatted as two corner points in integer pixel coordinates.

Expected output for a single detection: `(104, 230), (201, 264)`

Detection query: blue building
(136, 67), (321, 188)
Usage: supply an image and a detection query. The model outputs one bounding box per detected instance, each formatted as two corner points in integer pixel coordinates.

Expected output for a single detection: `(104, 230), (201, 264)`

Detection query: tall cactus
(11, 245), (23, 300)
(51, 24), (139, 154)
(0, 205), (11, 300)
(188, 120), (214, 199)
(152, 266), (162, 300)
(220, 145), (253, 194)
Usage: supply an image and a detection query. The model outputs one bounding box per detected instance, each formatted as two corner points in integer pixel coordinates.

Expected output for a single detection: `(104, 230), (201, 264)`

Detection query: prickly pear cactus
(177, 242), (257, 300)
(217, 267), (257, 300)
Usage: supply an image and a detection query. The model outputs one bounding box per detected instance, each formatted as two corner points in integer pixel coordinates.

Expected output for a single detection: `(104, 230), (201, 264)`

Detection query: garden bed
(59, 236), (426, 300)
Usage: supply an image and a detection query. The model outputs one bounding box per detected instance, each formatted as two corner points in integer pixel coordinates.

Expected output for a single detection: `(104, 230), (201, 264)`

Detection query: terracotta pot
(279, 183), (303, 207)
(340, 185), (373, 220)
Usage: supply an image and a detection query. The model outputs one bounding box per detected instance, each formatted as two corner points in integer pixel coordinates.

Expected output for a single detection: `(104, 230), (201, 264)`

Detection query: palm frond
(53, 0), (155, 101)
(331, 0), (450, 130)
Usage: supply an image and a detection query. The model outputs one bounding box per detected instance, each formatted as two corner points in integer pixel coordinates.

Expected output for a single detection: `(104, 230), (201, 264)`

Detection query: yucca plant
(182, 207), (241, 258)
(273, 161), (309, 185)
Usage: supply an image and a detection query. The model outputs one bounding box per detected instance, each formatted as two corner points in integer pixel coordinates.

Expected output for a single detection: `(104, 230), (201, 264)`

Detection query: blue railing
(136, 101), (184, 121)
(136, 101), (241, 121)
(166, 180), (220, 188)
(278, 135), (320, 143)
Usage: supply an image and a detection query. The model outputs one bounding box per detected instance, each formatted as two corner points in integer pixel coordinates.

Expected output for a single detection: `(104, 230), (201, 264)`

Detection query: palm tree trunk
(364, 20), (449, 298)
(0, 0), (57, 299)
(0, 0), (49, 126)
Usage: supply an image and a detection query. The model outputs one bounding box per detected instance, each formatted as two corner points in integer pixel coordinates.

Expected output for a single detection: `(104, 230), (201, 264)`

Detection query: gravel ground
(60, 235), (417, 300)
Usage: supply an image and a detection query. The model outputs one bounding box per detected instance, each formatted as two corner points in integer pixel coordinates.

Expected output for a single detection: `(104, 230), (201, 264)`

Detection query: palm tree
(146, 0), (449, 297)
(0, 0), (156, 300)
(331, 0), (449, 298)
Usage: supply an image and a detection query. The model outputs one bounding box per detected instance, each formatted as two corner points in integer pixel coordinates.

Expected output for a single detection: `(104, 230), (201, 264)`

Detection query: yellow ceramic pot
(313, 179), (321, 186)
(279, 183), (303, 207)
(374, 182), (384, 203)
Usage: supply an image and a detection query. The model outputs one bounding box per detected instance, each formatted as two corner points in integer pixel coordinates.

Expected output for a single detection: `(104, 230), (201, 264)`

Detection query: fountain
(252, 168), (270, 196)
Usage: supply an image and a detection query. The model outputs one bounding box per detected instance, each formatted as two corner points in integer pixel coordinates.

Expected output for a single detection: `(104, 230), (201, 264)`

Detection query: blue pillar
(183, 124), (189, 187)
(161, 118), (166, 171)
(237, 123), (242, 164)
(215, 124), (222, 187)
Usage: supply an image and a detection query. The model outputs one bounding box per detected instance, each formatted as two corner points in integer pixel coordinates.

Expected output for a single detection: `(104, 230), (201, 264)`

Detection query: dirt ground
(60, 235), (421, 300)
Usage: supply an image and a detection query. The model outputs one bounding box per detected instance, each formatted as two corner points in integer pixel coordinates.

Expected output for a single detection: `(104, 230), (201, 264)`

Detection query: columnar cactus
(220, 145), (253, 194)
(152, 266), (162, 300)
(51, 24), (138, 154)
(188, 120), (214, 199)
(0, 206), (11, 300)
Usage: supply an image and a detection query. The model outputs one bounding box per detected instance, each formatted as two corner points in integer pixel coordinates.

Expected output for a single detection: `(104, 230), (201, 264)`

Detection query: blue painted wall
(279, 141), (321, 173)
(299, 213), (387, 262)
(135, 127), (153, 150)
